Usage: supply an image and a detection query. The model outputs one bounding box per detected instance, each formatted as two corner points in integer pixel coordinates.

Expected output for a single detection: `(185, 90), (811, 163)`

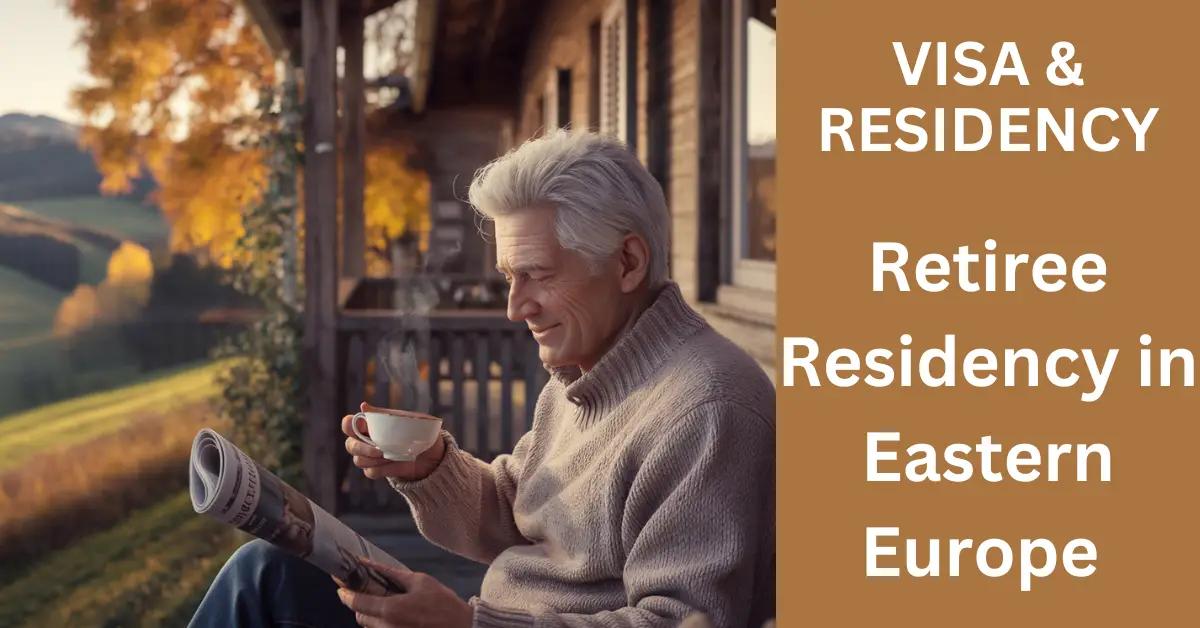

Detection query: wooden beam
(243, 0), (290, 59)
(301, 0), (340, 512)
(408, 0), (438, 113)
(623, 0), (638, 151)
(646, 0), (672, 201)
(475, 0), (506, 72)
(696, 0), (727, 301)
(342, 0), (366, 279)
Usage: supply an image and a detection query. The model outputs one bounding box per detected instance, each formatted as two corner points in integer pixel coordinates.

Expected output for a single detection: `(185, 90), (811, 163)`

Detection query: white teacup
(351, 407), (443, 461)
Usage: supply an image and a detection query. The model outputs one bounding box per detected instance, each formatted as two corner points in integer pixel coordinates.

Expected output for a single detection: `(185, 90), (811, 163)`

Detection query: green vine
(213, 71), (305, 487)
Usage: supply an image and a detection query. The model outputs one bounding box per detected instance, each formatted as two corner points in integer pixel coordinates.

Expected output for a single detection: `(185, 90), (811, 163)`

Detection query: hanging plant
(213, 71), (306, 486)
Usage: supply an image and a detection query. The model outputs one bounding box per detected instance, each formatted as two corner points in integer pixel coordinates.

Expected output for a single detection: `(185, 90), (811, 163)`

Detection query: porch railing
(335, 307), (547, 513)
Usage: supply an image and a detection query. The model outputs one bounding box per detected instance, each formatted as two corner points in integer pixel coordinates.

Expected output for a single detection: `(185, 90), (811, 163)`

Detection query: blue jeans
(189, 539), (359, 628)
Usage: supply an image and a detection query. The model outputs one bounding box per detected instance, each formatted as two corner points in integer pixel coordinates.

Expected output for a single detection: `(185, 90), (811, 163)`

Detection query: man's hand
(343, 402), (447, 482)
(336, 559), (472, 628)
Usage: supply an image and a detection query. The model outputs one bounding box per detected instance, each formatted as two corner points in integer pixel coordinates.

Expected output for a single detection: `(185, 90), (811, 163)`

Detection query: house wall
(513, 0), (777, 379)
(514, 0), (608, 138)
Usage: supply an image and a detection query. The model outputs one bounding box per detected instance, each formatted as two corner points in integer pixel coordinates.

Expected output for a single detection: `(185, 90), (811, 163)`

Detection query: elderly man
(190, 131), (775, 628)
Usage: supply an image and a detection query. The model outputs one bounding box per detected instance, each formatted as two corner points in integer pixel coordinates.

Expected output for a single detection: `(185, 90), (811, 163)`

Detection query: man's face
(494, 207), (625, 370)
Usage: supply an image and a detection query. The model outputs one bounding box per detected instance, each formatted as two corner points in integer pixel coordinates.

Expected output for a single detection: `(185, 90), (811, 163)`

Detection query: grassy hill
(0, 492), (244, 628)
(17, 196), (168, 248)
(0, 115), (198, 420)
(0, 265), (63, 340)
(0, 362), (228, 573)
(0, 195), (173, 416)
(0, 360), (240, 627)
(0, 361), (222, 471)
(0, 113), (155, 202)
(0, 196), (167, 292)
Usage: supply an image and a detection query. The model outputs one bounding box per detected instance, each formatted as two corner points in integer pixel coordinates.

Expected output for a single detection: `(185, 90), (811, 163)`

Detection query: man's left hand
(336, 559), (473, 628)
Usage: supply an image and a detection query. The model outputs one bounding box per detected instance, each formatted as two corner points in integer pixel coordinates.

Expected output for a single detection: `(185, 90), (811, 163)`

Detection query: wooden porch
(335, 277), (546, 512)
(244, 0), (544, 514)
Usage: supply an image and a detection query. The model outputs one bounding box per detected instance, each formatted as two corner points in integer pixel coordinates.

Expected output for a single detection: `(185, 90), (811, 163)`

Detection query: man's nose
(506, 283), (538, 322)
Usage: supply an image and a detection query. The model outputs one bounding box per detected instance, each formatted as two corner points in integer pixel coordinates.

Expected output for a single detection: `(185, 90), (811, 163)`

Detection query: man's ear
(617, 233), (651, 293)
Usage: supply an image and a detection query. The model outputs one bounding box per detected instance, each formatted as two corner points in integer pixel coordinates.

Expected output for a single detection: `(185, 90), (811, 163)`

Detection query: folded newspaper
(189, 428), (407, 594)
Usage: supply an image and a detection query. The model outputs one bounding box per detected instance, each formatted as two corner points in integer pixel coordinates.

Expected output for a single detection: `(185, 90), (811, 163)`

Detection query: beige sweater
(390, 283), (775, 627)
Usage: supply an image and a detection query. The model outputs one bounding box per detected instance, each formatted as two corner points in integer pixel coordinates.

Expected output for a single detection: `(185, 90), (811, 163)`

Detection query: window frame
(724, 0), (776, 294)
(599, 0), (628, 142)
(597, 0), (637, 146)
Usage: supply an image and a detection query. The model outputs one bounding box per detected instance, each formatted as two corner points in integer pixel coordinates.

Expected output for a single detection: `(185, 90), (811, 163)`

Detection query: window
(599, 0), (629, 142)
(534, 94), (546, 135)
(543, 68), (572, 130)
(555, 68), (572, 129)
(728, 0), (776, 291)
(588, 20), (602, 131)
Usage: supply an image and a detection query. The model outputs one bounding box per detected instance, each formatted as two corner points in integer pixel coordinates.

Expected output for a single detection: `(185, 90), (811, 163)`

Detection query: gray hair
(467, 130), (670, 287)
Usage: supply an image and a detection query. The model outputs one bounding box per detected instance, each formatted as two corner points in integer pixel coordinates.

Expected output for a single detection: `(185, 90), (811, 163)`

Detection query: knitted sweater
(389, 283), (776, 627)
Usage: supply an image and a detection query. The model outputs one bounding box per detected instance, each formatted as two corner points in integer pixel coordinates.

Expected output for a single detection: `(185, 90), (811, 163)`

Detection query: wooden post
(302, 0), (339, 512)
(697, 0), (726, 301)
(341, 0), (366, 279)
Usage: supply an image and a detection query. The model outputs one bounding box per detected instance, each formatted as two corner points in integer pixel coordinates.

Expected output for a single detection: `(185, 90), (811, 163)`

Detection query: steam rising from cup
(374, 235), (462, 414)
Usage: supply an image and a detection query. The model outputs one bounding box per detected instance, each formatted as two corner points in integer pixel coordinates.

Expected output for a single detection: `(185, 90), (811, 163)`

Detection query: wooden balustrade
(335, 309), (547, 513)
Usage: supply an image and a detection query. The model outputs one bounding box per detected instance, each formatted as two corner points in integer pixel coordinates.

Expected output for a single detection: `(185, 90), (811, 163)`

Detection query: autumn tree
(68, 0), (274, 267)
(364, 144), (430, 275)
(69, 0), (433, 274)
(54, 241), (154, 335)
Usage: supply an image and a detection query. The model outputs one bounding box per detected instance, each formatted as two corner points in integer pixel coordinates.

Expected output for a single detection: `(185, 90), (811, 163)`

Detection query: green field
(15, 195), (169, 247)
(0, 268), (68, 416)
(9, 195), (166, 286)
(0, 265), (63, 340)
(0, 195), (165, 346)
(0, 331), (149, 419)
(0, 361), (223, 471)
(0, 492), (244, 628)
(0, 195), (181, 417)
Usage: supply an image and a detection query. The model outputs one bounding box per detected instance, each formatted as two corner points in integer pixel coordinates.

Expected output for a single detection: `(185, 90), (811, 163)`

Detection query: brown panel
(785, 1), (1199, 624)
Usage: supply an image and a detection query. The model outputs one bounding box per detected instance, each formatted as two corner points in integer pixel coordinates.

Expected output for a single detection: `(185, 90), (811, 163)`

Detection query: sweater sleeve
(388, 430), (533, 564)
(470, 401), (776, 628)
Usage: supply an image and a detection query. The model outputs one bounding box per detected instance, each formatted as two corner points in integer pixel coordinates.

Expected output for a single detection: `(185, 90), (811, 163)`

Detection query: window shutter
(599, 1), (627, 142)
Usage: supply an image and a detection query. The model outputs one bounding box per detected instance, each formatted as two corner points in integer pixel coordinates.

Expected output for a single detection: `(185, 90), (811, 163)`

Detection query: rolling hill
(0, 113), (169, 338)
(0, 265), (64, 340)
(17, 196), (168, 247)
(0, 113), (155, 201)
(0, 113), (175, 417)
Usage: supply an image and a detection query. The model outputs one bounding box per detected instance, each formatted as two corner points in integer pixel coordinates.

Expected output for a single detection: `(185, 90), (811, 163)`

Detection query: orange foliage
(69, 1), (434, 273)
(364, 145), (431, 275)
(67, 0), (275, 266)
(54, 242), (155, 335)
(53, 285), (99, 336)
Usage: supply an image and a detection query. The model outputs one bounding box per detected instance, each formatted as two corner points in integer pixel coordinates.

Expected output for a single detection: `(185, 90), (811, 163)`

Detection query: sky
(0, 1), (88, 122)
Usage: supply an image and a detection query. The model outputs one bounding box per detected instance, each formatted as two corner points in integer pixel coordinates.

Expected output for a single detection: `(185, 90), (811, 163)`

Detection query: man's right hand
(342, 405), (447, 482)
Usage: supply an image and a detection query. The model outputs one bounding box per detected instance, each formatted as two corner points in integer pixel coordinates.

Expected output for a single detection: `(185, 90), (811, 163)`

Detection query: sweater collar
(547, 282), (707, 423)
